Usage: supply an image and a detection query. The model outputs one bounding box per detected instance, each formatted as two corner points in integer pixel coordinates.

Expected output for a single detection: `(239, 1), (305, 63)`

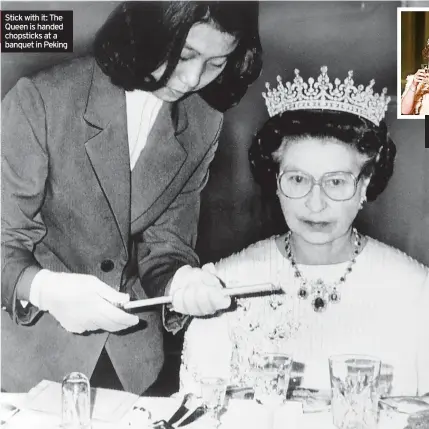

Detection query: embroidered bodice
(179, 236), (429, 396)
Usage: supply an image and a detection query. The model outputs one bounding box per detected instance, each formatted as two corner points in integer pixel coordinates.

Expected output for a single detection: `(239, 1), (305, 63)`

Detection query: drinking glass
(329, 355), (381, 429)
(249, 353), (293, 428)
(61, 372), (91, 429)
(199, 377), (228, 428)
(378, 363), (393, 398)
(250, 353), (293, 406)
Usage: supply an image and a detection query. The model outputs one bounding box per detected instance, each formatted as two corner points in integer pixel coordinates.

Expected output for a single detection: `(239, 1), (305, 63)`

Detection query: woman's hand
(401, 70), (428, 114)
(169, 264), (231, 316)
(32, 270), (140, 333)
(412, 69), (429, 87)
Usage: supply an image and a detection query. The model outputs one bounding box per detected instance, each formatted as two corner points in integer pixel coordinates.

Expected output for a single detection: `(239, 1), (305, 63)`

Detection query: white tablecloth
(0, 381), (410, 429)
(128, 396), (409, 429)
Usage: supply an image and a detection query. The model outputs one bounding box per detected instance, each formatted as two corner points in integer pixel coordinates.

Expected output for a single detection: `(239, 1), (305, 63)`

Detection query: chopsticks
(121, 282), (279, 310)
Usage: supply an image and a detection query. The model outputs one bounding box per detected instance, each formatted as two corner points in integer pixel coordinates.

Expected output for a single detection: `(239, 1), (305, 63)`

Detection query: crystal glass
(249, 353), (293, 428)
(329, 355), (381, 429)
(199, 377), (228, 428)
(378, 363), (393, 398)
(61, 372), (91, 429)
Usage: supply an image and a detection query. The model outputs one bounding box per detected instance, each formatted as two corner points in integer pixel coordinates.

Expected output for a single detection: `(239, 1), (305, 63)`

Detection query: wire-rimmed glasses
(277, 170), (363, 201)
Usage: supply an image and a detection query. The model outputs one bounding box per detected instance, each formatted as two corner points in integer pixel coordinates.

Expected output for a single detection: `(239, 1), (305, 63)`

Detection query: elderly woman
(401, 40), (429, 115)
(179, 67), (429, 398)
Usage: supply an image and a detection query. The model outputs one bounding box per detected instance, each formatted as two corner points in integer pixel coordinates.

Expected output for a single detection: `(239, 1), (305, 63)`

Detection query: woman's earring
(359, 195), (367, 210)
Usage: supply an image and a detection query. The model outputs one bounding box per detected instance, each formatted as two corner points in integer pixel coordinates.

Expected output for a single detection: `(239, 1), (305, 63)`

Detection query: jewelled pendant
(312, 296), (327, 312)
(285, 228), (362, 313)
(297, 287), (308, 299)
(329, 289), (341, 303)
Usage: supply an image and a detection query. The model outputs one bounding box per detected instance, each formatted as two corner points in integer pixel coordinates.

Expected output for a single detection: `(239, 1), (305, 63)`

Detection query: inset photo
(399, 7), (429, 118)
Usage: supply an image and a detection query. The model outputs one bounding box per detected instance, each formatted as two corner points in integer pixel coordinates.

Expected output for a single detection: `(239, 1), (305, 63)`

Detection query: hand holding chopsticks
(121, 282), (278, 310)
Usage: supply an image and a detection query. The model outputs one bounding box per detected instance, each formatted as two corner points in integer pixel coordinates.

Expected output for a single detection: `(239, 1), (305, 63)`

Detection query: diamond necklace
(284, 228), (362, 312)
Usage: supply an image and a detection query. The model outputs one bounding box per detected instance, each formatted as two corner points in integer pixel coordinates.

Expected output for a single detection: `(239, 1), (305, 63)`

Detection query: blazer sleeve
(134, 118), (222, 330)
(1, 78), (48, 323)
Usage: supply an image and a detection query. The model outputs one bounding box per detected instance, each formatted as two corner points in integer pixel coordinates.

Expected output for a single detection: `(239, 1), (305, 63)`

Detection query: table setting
(2, 353), (429, 429)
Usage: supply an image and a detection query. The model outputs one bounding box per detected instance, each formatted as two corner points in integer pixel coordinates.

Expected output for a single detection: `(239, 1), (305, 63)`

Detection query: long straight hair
(93, 1), (262, 112)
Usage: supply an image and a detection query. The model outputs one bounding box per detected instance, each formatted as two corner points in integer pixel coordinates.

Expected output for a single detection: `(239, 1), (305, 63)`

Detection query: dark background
(2, 1), (428, 394)
(401, 9), (429, 89)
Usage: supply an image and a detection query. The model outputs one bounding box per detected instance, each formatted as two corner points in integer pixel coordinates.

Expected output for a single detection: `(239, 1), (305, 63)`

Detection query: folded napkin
(28, 380), (139, 421)
(0, 401), (20, 424)
(2, 380), (140, 428)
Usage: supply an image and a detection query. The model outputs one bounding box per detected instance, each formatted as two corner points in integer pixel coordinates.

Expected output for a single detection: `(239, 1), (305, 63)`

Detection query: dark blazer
(1, 57), (223, 393)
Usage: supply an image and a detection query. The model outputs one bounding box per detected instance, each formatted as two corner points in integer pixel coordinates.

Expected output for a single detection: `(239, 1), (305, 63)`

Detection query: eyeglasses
(277, 170), (363, 201)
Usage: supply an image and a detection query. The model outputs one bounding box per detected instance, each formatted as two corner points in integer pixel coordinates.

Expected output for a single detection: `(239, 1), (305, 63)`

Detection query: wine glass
(199, 377), (228, 428)
(249, 353), (293, 428)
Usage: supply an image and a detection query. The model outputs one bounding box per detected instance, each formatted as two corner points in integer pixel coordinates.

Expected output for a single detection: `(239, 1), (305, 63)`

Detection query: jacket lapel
(130, 102), (188, 223)
(83, 62), (131, 253)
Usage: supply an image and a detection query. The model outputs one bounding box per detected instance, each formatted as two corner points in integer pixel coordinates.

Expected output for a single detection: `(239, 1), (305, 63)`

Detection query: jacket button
(100, 259), (114, 272)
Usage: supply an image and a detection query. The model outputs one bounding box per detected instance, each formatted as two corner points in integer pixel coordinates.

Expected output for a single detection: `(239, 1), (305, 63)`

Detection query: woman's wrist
(410, 85), (417, 92)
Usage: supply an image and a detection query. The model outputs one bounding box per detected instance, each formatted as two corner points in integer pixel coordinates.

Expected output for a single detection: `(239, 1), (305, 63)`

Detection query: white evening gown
(179, 236), (429, 396)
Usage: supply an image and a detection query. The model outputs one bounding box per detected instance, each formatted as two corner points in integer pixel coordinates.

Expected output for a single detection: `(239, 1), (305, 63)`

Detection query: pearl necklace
(284, 228), (362, 312)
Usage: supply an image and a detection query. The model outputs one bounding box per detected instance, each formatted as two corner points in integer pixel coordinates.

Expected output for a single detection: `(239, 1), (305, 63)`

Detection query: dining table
(0, 379), (414, 429)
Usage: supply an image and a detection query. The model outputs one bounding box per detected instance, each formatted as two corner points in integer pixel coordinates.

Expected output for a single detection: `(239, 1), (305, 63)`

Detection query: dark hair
(249, 110), (396, 202)
(93, 1), (262, 112)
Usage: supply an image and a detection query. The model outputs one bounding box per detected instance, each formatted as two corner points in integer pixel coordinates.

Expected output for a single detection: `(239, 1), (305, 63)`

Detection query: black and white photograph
(1, 2), (428, 428)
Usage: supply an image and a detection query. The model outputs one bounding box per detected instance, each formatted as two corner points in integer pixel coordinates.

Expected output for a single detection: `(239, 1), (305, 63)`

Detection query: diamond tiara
(262, 66), (390, 126)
